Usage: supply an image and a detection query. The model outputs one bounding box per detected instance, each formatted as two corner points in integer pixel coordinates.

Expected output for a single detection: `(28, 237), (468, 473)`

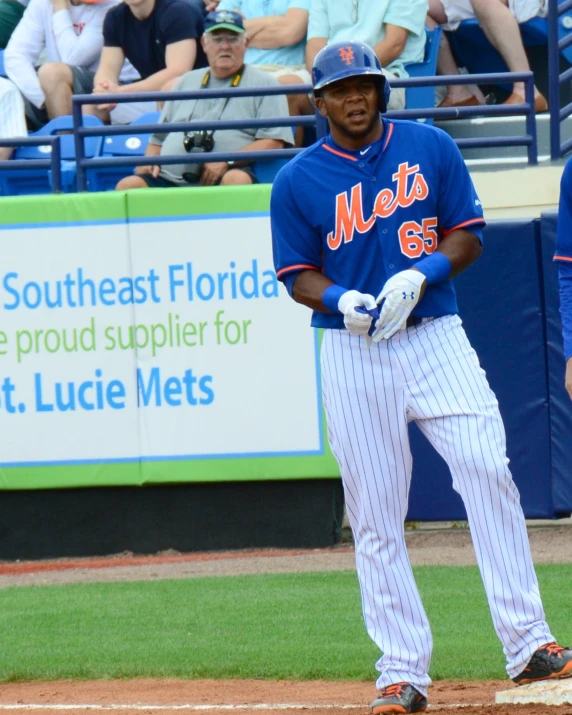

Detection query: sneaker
(370, 683), (427, 714)
(513, 643), (572, 685)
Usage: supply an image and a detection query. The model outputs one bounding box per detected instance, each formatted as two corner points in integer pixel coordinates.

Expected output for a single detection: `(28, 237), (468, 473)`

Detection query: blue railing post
(50, 136), (62, 193)
(524, 74), (538, 165)
(72, 100), (87, 192)
(548, 0), (561, 159)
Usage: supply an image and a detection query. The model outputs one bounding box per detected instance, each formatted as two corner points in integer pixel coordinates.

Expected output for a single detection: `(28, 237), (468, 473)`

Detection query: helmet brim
(313, 67), (385, 93)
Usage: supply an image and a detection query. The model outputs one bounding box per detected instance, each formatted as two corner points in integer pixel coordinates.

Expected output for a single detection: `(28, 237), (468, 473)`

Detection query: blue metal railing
(71, 70), (537, 191)
(548, 0), (572, 157)
(0, 136), (62, 192)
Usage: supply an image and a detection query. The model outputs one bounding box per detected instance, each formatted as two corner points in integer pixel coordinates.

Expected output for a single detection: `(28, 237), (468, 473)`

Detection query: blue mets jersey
(271, 118), (485, 330)
(555, 155), (572, 359)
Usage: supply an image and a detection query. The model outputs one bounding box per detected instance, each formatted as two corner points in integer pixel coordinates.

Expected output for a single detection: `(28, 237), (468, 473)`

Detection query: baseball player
(556, 156), (572, 400)
(270, 41), (572, 714)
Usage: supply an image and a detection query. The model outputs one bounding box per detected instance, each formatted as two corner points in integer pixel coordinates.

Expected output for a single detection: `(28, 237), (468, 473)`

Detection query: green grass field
(1, 564), (571, 683)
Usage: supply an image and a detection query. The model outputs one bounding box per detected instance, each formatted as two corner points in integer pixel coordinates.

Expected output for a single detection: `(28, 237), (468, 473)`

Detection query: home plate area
(1, 679), (572, 715)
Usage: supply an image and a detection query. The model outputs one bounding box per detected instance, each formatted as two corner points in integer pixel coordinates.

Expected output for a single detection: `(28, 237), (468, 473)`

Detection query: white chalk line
(0, 703), (487, 711)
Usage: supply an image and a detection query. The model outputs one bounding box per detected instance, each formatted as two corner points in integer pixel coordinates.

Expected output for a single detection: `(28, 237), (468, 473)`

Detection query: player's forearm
(291, 270), (335, 312)
(430, 228), (482, 277)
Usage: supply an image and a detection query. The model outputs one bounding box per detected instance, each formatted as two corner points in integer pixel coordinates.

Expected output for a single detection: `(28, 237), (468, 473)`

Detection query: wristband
(414, 252), (452, 285)
(322, 284), (349, 314)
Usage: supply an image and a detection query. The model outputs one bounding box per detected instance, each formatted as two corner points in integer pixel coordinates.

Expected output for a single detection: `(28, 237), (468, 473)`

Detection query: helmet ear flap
(378, 74), (391, 113)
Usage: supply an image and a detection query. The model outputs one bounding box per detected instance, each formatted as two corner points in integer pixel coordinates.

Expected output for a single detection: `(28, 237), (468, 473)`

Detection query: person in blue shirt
(271, 40), (572, 715)
(213, 0), (311, 143)
(305, 0), (428, 112)
(555, 156), (572, 399)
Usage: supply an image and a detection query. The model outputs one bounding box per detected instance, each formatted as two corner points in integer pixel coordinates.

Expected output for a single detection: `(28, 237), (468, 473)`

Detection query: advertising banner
(0, 188), (337, 489)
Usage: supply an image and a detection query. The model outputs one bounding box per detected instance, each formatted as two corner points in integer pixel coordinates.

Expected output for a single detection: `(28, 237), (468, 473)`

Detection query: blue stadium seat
(253, 157), (289, 183)
(404, 26), (442, 111)
(0, 115), (103, 195)
(88, 111), (160, 192)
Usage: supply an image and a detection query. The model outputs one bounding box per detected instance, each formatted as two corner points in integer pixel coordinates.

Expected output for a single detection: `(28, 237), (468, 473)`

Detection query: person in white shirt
(0, 76), (27, 159)
(4, 0), (135, 129)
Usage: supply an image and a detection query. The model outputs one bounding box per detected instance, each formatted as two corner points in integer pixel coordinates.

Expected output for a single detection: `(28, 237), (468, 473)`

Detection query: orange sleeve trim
(322, 144), (358, 162)
(554, 255), (572, 262)
(276, 264), (321, 278)
(443, 217), (485, 236)
(382, 122), (394, 152)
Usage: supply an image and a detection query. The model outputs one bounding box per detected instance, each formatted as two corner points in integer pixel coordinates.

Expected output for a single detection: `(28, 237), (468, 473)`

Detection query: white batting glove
(338, 290), (379, 338)
(371, 270), (426, 342)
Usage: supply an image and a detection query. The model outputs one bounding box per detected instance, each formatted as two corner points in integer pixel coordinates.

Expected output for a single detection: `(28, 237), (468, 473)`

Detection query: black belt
(406, 315), (432, 328)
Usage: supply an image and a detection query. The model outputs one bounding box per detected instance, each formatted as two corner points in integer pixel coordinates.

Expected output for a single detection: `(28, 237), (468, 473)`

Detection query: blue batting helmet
(312, 41), (391, 113)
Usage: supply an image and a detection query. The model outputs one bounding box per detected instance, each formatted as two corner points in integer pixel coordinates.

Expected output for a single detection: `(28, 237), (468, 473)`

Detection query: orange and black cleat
(513, 643), (572, 685)
(370, 682), (427, 714)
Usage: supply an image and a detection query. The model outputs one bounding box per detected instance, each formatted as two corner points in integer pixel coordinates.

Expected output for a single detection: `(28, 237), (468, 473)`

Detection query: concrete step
(433, 114), (572, 170)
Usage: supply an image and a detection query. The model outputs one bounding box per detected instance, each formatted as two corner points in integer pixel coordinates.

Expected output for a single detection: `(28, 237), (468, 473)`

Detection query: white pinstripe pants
(320, 315), (553, 695)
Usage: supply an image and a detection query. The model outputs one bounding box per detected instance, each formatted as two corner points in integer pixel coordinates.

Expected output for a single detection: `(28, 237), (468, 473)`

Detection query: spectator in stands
(4, 0), (128, 129)
(426, 0), (547, 111)
(116, 10), (292, 190)
(214, 0), (311, 142)
(0, 0), (28, 48)
(0, 76), (27, 159)
(79, 0), (207, 124)
(304, 0), (428, 112)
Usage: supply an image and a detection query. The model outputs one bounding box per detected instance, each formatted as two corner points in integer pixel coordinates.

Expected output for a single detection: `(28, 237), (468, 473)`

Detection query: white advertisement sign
(0, 216), (322, 465)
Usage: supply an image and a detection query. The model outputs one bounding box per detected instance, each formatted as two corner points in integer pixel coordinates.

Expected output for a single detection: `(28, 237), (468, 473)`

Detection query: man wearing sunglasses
(116, 10), (293, 189)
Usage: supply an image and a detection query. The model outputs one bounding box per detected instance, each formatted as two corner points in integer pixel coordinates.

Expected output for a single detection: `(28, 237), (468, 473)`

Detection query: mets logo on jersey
(339, 46), (355, 65)
(327, 162), (430, 252)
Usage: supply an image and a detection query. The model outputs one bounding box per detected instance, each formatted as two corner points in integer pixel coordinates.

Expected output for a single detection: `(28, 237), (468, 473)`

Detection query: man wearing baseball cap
(4, 0), (135, 129)
(116, 9), (293, 190)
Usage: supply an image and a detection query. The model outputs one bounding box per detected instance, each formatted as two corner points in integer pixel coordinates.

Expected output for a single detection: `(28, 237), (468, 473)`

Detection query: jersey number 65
(398, 217), (438, 258)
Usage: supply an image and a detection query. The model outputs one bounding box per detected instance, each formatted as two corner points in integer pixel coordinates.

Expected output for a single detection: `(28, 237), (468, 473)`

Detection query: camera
(183, 130), (215, 153)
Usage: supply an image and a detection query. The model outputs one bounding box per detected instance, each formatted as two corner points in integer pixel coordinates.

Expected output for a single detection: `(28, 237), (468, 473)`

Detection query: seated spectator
(304, 0), (428, 112)
(4, 0), (129, 129)
(116, 10), (292, 190)
(0, 76), (27, 159)
(40, 0), (207, 125)
(214, 0), (311, 142)
(0, 0), (28, 48)
(426, 0), (547, 111)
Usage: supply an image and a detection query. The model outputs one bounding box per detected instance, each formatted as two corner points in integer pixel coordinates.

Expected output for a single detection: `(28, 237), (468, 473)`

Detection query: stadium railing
(0, 135), (62, 193)
(70, 71), (537, 192)
(548, 0), (572, 158)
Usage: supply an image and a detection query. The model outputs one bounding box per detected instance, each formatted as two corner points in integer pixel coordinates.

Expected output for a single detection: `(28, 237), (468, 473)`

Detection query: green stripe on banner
(126, 184), (271, 219)
(0, 192), (127, 225)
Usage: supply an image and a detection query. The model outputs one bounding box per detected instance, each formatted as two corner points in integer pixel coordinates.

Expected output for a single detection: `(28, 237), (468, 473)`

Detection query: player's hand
(338, 290), (378, 337)
(566, 357), (572, 400)
(371, 269), (427, 342)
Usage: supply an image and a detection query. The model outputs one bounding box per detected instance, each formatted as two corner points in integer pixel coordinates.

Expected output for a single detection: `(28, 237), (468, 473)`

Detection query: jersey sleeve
(270, 167), (322, 281)
(555, 157), (572, 263)
(436, 128), (485, 242)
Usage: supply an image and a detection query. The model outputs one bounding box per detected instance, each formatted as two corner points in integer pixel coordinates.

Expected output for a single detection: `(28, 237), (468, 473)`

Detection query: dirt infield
(0, 678), (570, 715)
(1, 525), (571, 714)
